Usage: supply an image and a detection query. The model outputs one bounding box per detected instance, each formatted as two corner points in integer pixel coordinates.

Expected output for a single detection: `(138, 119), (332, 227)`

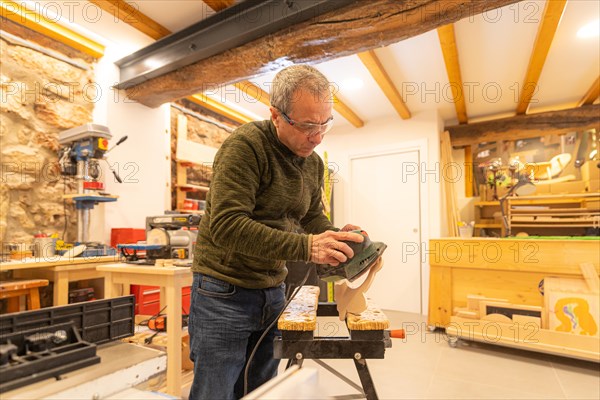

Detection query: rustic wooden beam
(358, 50), (411, 120)
(578, 76), (600, 107)
(0, 0), (104, 57)
(447, 104), (600, 147)
(88, 0), (172, 40)
(437, 24), (468, 124)
(515, 0), (567, 115)
(124, 0), (521, 108)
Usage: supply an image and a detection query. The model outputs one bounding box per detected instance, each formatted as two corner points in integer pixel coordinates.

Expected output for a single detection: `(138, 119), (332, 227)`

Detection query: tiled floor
(293, 311), (600, 400)
(183, 310), (600, 399)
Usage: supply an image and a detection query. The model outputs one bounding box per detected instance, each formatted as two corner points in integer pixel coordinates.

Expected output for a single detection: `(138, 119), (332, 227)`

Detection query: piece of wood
(580, 263), (600, 294)
(441, 131), (460, 236)
(448, 316), (600, 363)
(547, 291), (599, 337)
(515, 0), (567, 114)
(203, 0), (235, 12)
(346, 301), (390, 330)
(466, 294), (508, 312)
(479, 301), (543, 324)
(513, 314), (541, 328)
(357, 50), (411, 120)
(447, 104), (600, 146)
(437, 24), (467, 124)
(123, 0), (521, 107)
(455, 309), (478, 319)
(278, 285), (320, 331)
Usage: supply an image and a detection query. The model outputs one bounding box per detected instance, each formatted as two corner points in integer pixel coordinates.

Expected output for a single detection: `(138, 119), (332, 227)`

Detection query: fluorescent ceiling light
(577, 19), (599, 39)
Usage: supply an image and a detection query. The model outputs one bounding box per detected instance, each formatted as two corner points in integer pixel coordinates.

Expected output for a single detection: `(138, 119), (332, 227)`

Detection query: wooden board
(278, 286), (319, 331)
(346, 300), (390, 330)
(448, 316), (600, 363)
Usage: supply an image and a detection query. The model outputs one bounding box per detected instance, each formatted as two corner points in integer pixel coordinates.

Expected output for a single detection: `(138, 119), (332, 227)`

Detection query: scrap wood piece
(278, 285), (320, 331)
(346, 299), (390, 331)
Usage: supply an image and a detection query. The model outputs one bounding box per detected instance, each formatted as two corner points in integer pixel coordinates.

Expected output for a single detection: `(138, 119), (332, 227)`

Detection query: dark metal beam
(115, 0), (357, 89)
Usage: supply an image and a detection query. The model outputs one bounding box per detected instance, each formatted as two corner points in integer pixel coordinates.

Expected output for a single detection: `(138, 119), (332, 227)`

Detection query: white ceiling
(42, 0), (600, 130)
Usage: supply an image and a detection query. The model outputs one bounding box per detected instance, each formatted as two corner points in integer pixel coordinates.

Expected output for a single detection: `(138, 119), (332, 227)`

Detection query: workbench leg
(54, 271), (69, 306)
(354, 359), (378, 400)
(165, 279), (182, 397)
(28, 288), (41, 310)
(6, 296), (20, 313)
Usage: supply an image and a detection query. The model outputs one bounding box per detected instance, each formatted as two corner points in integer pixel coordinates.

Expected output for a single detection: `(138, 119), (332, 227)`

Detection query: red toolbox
(111, 228), (146, 248)
(130, 285), (191, 315)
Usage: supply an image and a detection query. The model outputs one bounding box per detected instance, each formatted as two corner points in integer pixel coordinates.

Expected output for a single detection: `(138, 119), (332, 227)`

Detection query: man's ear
(269, 106), (279, 122)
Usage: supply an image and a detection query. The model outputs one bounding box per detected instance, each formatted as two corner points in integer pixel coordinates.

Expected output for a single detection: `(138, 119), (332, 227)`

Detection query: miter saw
(118, 214), (200, 265)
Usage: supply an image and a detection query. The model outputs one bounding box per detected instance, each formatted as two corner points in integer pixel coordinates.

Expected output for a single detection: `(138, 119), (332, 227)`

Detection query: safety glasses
(277, 108), (334, 138)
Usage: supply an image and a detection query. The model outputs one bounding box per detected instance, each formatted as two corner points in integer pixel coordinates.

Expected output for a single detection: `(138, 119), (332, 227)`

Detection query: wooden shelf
(474, 222), (502, 228)
(176, 184), (209, 193)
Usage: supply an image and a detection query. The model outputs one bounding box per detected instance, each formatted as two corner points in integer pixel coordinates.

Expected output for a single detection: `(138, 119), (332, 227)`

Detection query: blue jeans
(188, 273), (285, 400)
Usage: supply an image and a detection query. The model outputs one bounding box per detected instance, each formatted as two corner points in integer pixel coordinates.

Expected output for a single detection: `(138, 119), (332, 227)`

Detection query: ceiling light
(577, 19), (599, 39)
(341, 78), (364, 91)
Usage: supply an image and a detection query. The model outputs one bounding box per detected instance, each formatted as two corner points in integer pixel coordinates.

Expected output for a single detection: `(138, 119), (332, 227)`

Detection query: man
(188, 65), (363, 400)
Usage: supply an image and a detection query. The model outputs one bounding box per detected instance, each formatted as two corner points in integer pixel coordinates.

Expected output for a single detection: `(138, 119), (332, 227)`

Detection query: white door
(350, 149), (422, 313)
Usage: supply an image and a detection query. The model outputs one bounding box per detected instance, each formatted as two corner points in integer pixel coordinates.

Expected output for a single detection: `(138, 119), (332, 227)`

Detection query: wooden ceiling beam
(203, 0), (235, 12)
(437, 24), (468, 124)
(515, 0), (567, 115)
(88, 0), (172, 40)
(447, 104), (600, 146)
(0, 0), (104, 57)
(187, 94), (254, 125)
(123, 0), (521, 107)
(578, 76), (600, 107)
(358, 50), (411, 120)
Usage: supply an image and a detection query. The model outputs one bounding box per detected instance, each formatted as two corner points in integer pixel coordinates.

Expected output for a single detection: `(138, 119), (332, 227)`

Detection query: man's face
(270, 89), (333, 158)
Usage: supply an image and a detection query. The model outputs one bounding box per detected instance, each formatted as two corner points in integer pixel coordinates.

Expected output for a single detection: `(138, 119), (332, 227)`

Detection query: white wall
(317, 109), (444, 314)
(89, 49), (171, 243)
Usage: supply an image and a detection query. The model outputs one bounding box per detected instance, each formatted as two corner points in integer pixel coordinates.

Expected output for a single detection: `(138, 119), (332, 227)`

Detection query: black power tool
(317, 230), (387, 283)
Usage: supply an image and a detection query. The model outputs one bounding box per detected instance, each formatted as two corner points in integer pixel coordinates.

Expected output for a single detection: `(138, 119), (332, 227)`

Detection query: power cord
(243, 267), (312, 396)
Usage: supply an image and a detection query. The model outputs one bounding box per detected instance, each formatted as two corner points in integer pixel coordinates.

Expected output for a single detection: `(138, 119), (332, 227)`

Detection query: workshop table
(0, 255), (118, 307)
(97, 263), (193, 397)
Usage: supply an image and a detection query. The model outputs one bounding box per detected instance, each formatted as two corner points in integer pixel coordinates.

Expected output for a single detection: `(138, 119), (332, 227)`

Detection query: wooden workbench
(428, 238), (600, 361)
(0, 255), (119, 306)
(97, 263), (193, 398)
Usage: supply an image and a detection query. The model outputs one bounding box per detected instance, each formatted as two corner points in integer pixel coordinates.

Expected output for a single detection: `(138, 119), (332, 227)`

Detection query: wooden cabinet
(428, 238), (600, 361)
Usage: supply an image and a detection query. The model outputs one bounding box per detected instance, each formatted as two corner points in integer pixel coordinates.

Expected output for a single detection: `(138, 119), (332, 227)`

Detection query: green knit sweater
(192, 120), (336, 289)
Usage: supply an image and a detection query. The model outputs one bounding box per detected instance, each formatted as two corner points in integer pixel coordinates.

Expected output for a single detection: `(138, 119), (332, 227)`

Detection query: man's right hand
(310, 231), (364, 266)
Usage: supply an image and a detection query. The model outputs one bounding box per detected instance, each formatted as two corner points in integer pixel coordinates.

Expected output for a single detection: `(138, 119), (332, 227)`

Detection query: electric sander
(317, 230), (387, 283)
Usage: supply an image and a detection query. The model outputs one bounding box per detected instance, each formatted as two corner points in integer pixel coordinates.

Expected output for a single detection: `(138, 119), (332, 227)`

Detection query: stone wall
(170, 101), (239, 207)
(1, 26), (96, 246)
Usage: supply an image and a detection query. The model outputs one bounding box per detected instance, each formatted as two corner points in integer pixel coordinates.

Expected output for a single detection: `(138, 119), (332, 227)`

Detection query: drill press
(58, 123), (126, 256)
